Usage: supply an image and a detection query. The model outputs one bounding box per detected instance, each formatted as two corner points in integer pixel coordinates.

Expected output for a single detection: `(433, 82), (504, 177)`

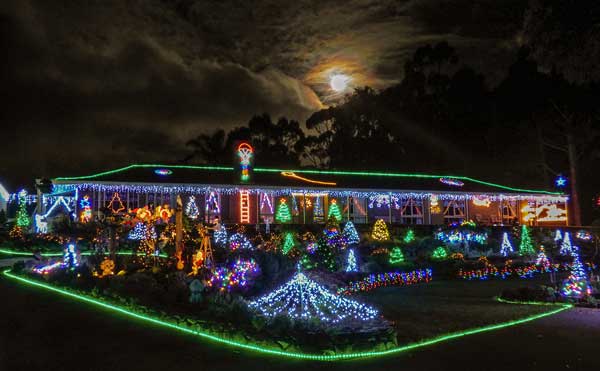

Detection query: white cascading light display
(248, 272), (378, 324)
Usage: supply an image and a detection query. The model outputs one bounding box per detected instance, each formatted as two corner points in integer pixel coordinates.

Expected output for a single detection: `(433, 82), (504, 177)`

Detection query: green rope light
(2, 269), (571, 361)
(0, 248), (167, 258)
(53, 163), (562, 195)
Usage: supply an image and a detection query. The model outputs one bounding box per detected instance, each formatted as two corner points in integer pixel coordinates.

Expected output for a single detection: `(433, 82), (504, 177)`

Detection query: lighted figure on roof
(439, 178), (464, 187)
(236, 142), (254, 182)
(555, 175), (567, 188)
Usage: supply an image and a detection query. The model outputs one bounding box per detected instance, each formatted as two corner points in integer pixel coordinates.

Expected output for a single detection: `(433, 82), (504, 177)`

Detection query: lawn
(359, 276), (560, 344)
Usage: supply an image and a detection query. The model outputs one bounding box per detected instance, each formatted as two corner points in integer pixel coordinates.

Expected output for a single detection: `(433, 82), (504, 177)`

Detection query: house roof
(52, 164), (564, 196)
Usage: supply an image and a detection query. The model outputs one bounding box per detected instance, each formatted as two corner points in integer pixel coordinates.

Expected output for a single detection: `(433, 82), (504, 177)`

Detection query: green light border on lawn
(2, 269), (572, 361)
(53, 163), (562, 195)
(0, 248), (167, 258)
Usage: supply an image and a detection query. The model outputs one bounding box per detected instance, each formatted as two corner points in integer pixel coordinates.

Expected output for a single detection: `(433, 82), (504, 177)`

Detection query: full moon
(329, 74), (350, 92)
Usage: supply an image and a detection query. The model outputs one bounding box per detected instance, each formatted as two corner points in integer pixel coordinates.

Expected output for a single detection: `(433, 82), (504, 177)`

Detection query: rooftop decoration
(237, 142), (254, 182)
(554, 175), (567, 188)
(248, 271), (379, 324)
(281, 171), (336, 186)
(439, 178), (464, 187)
(154, 168), (173, 176)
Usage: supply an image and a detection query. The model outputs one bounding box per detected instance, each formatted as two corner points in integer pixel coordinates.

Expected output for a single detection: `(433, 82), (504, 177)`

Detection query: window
(400, 198), (423, 224)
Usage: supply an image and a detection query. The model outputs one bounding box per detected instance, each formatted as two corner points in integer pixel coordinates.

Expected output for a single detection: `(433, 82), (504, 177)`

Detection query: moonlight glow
(330, 74), (351, 92)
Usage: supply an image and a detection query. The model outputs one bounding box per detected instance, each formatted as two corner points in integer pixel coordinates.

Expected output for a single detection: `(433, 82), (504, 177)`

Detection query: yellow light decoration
(472, 196), (491, 207)
(99, 258), (115, 277)
(135, 207), (153, 222)
(521, 203), (567, 223)
(371, 219), (390, 241)
(190, 249), (204, 276)
(154, 205), (173, 223)
(281, 172), (336, 186)
(429, 194), (441, 214)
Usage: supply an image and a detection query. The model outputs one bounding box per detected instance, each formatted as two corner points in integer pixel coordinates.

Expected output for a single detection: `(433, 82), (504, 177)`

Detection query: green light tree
(275, 198), (292, 223)
(282, 232), (295, 255)
(519, 225), (535, 256)
(432, 246), (448, 260)
(403, 229), (415, 243)
(389, 247), (405, 264)
(16, 190), (30, 228)
(327, 199), (343, 221)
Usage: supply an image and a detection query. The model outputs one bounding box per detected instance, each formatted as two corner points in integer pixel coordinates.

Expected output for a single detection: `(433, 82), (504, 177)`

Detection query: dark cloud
(1, 0), (525, 189)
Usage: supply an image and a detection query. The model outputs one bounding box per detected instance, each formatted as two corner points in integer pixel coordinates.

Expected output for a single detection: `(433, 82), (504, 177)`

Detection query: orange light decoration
(472, 196), (491, 207)
(154, 205), (173, 223)
(429, 194), (441, 214)
(107, 192), (125, 214)
(281, 172), (337, 186)
(239, 190), (250, 223)
(135, 206), (153, 222)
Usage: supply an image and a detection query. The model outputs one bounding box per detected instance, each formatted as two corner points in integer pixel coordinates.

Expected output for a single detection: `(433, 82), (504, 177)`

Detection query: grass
(355, 276), (559, 344)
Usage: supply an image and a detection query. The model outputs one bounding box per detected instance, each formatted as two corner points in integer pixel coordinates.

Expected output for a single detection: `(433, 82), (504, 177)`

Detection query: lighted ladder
(239, 190), (250, 223)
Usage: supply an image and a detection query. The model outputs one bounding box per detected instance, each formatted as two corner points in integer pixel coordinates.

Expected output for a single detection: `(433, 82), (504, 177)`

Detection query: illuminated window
(401, 198), (423, 225)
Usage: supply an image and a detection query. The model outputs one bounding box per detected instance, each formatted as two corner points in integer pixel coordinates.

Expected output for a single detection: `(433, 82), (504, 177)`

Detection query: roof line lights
(53, 164), (562, 195)
(3, 269), (571, 361)
(281, 171), (337, 186)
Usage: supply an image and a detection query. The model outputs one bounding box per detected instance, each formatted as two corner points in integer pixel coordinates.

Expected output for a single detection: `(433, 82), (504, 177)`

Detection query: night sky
(3, 1), (528, 190)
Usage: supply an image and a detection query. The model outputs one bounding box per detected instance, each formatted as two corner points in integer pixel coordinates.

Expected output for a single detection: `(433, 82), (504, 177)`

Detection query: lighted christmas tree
(500, 232), (514, 257)
(282, 232), (295, 255)
(185, 195), (199, 220)
(519, 225), (535, 256)
(345, 249), (358, 272)
(432, 246), (448, 260)
(275, 198), (292, 223)
(214, 224), (228, 247)
(128, 222), (157, 240)
(342, 221), (360, 245)
(403, 229), (415, 243)
(248, 271), (378, 324)
(327, 199), (343, 221)
(15, 190), (30, 228)
(371, 219), (390, 241)
(561, 248), (590, 298)
(389, 247), (405, 264)
(559, 232), (573, 255)
(535, 247), (551, 269)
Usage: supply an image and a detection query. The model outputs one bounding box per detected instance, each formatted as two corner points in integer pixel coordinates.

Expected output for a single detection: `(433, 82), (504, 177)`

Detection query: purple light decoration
(439, 177), (464, 187)
(154, 168), (173, 176)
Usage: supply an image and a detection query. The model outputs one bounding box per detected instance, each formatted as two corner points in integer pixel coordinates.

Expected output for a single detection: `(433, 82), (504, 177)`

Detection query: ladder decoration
(240, 190), (250, 223)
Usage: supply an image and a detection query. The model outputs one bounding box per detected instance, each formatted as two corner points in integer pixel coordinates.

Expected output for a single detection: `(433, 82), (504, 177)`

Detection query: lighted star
(555, 176), (567, 187)
(329, 74), (351, 92)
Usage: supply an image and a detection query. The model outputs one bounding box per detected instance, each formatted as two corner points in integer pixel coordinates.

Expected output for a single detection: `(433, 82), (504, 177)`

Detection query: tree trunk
(566, 132), (582, 226)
